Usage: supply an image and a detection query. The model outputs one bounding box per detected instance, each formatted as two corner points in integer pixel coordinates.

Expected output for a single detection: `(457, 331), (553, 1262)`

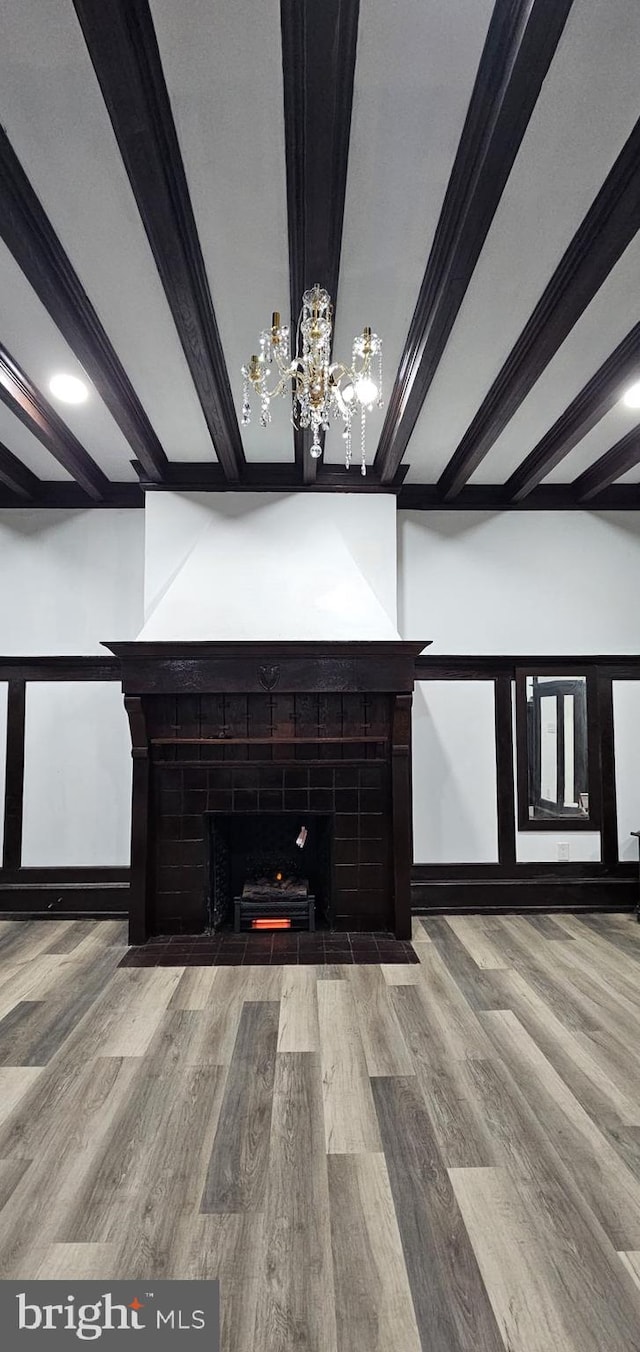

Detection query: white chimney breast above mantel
(138, 491), (401, 642)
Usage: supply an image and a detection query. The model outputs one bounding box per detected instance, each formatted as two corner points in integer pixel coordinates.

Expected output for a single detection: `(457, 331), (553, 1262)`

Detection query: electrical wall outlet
(557, 842), (570, 862)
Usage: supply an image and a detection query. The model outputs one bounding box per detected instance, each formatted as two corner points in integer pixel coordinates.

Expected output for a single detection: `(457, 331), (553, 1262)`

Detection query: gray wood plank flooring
(1, 914), (640, 1349)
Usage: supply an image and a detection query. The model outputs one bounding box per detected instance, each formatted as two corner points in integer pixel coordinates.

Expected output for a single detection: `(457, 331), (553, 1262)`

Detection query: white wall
(0, 509), (143, 868)
(515, 833), (601, 862)
(399, 510), (640, 653)
(3, 500), (638, 873)
(0, 509), (144, 654)
(140, 492), (400, 640)
(613, 681), (640, 862)
(21, 683), (132, 867)
(401, 512), (640, 864)
(412, 681), (498, 862)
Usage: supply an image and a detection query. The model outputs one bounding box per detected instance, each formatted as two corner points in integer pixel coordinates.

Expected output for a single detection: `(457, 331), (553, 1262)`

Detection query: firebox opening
(208, 813), (333, 932)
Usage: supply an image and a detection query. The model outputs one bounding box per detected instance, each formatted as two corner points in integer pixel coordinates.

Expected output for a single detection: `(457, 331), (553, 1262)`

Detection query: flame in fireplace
(275, 871), (283, 882)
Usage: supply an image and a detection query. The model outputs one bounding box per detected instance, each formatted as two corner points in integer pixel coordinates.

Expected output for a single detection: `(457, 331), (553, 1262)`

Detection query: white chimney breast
(139, 491), (400, 641)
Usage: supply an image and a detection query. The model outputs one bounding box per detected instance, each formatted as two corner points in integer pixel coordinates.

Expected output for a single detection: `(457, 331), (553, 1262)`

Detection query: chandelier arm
(328, 362), (351, 386)
(248, 369), (296, 402)
(352, 354), (372, 378)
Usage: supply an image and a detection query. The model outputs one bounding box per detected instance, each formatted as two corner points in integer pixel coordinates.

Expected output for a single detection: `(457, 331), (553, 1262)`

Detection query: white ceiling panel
(615, 464), (640, 484)
(404, 0), (640, 482)
(0, 241), (137, 481)
(0, 403), (71, 482)
(542, 403), (640, 484)
(470, 233), (640, 483)
(0, 0), (215, 463)
(150, 0), (292, 464)
(324, 0), (495, 465)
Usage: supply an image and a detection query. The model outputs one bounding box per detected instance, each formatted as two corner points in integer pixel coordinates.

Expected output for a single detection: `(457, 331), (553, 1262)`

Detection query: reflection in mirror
(525, 675), (589, 821)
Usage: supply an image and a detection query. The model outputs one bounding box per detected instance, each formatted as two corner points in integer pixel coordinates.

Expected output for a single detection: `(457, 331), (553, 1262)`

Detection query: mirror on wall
(515, 671), (597, 830)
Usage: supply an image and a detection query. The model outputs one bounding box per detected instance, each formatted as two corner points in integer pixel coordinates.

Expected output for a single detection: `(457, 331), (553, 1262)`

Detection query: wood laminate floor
(1, 912), (640, 1350)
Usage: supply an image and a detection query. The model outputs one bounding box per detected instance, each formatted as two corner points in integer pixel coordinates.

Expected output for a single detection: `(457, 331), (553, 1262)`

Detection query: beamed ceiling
(1, 0), (640, 510)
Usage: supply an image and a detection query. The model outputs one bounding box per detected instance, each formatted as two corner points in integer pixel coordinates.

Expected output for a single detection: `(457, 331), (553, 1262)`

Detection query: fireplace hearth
(105, 641), (426, 943)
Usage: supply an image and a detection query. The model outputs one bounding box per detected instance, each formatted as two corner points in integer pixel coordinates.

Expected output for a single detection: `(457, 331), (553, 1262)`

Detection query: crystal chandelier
(241, 285), (382, 475)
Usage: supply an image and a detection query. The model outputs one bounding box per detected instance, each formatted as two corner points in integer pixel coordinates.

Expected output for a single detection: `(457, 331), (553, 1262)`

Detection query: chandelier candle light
(241, 285), (382, 475)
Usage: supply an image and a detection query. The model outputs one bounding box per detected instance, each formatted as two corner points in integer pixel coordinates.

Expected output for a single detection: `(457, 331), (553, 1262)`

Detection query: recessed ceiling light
(49, 373), (89, 404)
(621, 380), (640, 409)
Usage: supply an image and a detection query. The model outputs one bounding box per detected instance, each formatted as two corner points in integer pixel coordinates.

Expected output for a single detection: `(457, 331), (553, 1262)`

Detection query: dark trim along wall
(2, 654), (639, 919)
(412, 654), (640, 914)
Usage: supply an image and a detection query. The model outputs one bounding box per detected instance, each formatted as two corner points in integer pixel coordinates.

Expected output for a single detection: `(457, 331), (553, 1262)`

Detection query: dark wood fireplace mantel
(103, 640), (429, 944)
(105, 640), (428, 694)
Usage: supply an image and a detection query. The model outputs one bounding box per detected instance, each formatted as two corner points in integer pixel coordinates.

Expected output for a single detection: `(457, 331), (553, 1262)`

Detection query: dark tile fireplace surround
(106, 641), (425, 944)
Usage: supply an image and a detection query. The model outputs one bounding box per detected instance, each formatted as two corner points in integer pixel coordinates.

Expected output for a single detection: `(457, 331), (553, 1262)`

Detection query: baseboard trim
(411, 863), (637, 912)
(0, 910), (128, 920)
(0, 891), (130, 916)
(0, 868), (131, 916)
(413, 902), (636, 915)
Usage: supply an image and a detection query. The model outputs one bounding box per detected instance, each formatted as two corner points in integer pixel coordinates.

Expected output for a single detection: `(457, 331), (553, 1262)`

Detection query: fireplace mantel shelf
(103, 638), (430, 698)
(105, 641), (430, 658)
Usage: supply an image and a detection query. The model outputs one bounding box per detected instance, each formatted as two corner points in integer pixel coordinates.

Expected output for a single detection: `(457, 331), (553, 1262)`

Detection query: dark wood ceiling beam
(134, 459), (407, 494)
(438, 115), (640, 499)
(0, 441), (40, 500)
(0, 346), (108, 499)
(0, 482), (143, 510)
(73, 0), (245, 482)
(2, 475), (639, 510)
(573, 426), (640, 502)
(398, 483), (640, 511)
(281, 0), (360, 483)
(0, 128), (167, 483)
(504, 321), (640, 500)
(373, 0), (574, 485)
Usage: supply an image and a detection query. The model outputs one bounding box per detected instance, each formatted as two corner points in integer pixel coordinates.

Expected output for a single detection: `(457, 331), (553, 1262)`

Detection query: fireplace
(209, 811), (333, 931)
(105, 641), (425, 942)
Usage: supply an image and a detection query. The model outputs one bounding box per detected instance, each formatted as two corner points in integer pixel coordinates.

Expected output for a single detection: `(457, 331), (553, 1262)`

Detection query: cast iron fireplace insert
(208, 812), (333, 931)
